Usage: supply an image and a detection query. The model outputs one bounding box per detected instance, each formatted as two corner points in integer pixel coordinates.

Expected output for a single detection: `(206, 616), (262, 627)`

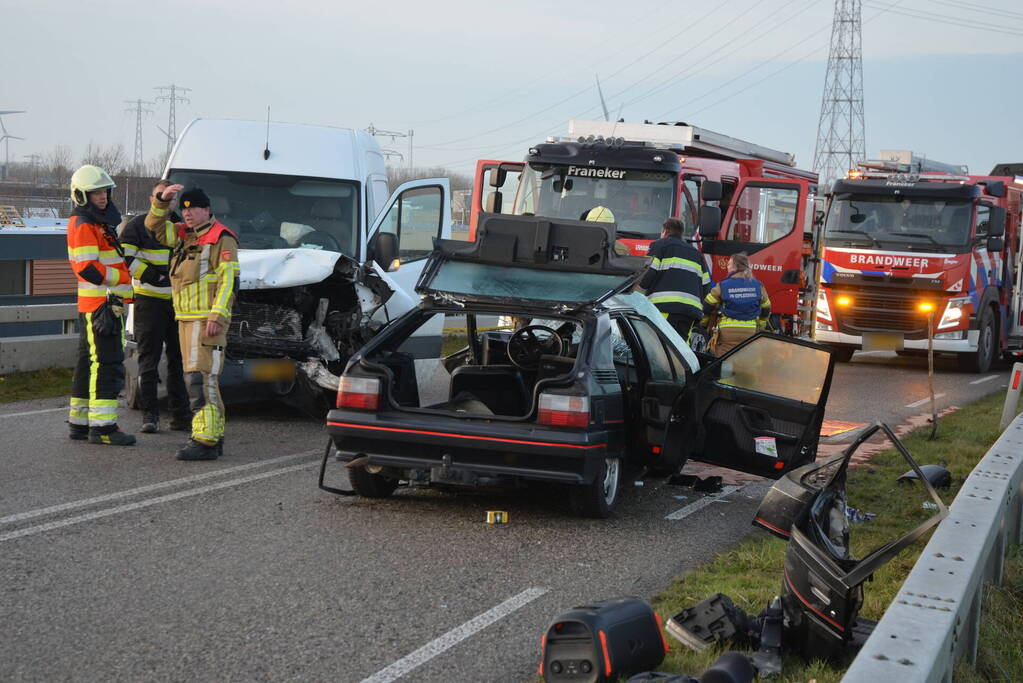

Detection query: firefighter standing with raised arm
(638, 218), (710, 341)
(66, 165), (136, 445)
(145, 184), (239, 461)
(703, 252), (771, 355)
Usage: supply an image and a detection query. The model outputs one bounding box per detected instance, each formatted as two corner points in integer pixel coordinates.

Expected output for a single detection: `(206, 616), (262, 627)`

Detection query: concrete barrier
(0, 303), (78, 374)
(842, 412), (1023, 682)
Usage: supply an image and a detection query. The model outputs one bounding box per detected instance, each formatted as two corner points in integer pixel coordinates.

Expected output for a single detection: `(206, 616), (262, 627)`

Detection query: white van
(125, 118), (451, 414)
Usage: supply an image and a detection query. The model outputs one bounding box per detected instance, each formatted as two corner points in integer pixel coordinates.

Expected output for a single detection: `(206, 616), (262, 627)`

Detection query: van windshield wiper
(894, 232), (939, 245)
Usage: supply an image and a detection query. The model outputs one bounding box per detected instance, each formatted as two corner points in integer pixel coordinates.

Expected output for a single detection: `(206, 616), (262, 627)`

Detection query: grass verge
(955, 544), (1023, 682)
(650, 391), (1022, 682)
(0, 367), (73, 404)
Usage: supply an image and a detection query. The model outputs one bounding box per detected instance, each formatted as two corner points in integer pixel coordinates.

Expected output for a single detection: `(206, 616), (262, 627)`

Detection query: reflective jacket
(67, 209), (133, 313)
(705, 273), (771, 329)
(145, 201), (239, 328)
(638, 236), (710, 319)
(119, 213), (174, 299)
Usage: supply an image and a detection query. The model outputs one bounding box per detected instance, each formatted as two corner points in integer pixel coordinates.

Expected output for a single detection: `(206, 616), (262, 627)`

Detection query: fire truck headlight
(938, 298), (970, 330)
(817, 290), (833, 321)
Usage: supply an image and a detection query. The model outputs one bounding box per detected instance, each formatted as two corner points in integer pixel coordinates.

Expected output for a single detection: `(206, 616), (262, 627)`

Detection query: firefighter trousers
(134, 296), (189, 417)
(180, 320), (225, 445)
(69, 312), (125, 433)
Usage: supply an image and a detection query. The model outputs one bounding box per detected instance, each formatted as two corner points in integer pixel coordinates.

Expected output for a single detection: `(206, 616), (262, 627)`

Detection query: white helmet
(70, 165), (116, 207)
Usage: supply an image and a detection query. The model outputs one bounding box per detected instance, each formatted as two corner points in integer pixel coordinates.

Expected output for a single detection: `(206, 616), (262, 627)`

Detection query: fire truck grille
(839, 293), (927, 334)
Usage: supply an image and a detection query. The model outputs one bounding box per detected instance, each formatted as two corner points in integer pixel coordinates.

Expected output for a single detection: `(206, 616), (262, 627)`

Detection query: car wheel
(349, 464), (399, 499)
(958, 306), (996, 374)
(570, 457), (621, 519)
(831, 347), (855, 363)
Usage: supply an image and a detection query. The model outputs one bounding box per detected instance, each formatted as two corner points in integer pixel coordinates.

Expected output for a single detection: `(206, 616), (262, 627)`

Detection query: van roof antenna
(263, 106), (271, 160)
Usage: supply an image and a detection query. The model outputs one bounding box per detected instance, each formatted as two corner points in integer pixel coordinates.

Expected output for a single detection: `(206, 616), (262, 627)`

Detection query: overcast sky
(4, 0), (1021, 177)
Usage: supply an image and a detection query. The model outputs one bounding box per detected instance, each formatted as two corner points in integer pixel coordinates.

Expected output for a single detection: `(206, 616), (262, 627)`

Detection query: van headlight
(937, 298), (970, 330)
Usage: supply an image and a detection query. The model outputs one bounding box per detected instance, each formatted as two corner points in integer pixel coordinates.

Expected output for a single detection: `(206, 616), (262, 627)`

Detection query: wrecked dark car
(321, 215), (838, 517)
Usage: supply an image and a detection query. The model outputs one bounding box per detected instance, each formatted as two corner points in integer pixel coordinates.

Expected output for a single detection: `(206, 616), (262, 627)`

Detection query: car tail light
(538, 393), (590, 428)
(337, 375), (381, 410)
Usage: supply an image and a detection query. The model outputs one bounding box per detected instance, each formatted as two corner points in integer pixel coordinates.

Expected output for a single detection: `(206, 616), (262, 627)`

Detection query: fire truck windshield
(825, 195), (974, 252)
(513, 164), (676, 239)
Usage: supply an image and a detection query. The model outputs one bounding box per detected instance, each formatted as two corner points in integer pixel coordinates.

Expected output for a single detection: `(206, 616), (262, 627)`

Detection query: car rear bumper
(325, 409), (610, 485)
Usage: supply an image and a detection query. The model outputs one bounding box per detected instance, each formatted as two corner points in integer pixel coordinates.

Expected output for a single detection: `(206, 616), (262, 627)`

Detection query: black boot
(141, 412), (160, 434)
(88, 428), (137, 446)
(176, 439), (220, 461)
(69, 424), (89, 441)
(170, 413), (193, 432)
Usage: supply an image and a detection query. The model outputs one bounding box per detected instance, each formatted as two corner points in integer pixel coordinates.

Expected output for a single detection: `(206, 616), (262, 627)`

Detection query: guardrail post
(999, 362), (1023, 431)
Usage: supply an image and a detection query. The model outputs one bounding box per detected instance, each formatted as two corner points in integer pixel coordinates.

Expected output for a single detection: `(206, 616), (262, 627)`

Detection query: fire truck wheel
(831, 347), (855, 363)
(958, 306), (996, 374)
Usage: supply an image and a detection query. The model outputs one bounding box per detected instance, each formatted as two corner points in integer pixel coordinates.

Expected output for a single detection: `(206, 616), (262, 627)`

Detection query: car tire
(831, 347), (855, 363)
(349, 465), (399, 499)
(958, 306), (996, 374)
(570, 457), (621, 519)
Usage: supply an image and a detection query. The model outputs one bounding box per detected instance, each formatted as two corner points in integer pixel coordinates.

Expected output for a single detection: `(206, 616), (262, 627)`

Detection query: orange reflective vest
(67, 215), (133, 313)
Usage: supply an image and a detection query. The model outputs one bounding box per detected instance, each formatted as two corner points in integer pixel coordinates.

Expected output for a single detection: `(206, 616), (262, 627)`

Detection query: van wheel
(349, 465), (399, 498)
(958, 307), (996, 374)
(831, 347), (855, 363)
(570, 457), (621, 518)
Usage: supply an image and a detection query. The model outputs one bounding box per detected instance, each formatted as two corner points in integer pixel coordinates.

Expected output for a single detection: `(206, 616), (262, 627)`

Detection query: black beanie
(178, 187), (211, 210)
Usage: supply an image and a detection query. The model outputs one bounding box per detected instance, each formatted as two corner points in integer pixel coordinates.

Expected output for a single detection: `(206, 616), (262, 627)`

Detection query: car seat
(449, 365), (529, 416)
(309, 198), (351, 252)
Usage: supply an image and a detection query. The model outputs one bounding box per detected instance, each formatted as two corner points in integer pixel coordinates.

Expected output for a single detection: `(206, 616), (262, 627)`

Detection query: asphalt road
(0, 353), (1013, 681)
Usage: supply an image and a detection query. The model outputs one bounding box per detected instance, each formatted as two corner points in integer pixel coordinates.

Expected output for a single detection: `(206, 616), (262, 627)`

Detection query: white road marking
(0, 450), (317, 527)
(0, 461), (318, 543)
(970, 375), (999, 385)
(0, 406), (66, 419)
(905, 394), (946, 409)
(360, 587), (549, 683)
(666, 485), (743, 520)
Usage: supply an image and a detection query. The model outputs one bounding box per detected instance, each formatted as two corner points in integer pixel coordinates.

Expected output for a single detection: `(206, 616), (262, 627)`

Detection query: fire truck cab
(470, 120), (821, 336)
(817, 152), (1023, 372)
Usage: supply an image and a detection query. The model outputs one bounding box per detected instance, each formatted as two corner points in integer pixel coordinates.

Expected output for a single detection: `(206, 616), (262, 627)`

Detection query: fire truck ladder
(0, 205), (25, 227)
(798, 197), (827, 339)
(566, 119), (798, 167)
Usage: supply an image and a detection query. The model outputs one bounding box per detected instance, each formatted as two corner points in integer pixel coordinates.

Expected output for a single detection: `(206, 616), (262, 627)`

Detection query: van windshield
(167, 170), (360, 256)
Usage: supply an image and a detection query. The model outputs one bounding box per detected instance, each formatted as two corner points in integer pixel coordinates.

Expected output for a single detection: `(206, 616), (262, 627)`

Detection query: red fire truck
(470, 120), (821, 335)
(816, 152), (1023, 372)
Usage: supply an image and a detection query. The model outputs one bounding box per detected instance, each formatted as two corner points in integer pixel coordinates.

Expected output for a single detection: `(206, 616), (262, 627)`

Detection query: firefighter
(582, 205), (631, 256)
(145, 184), (239, 461)
(703, 252), (771, 355)
(66, 165), (136, 445)
(119, 179), (191, 434)
(638, 218), (710, 341)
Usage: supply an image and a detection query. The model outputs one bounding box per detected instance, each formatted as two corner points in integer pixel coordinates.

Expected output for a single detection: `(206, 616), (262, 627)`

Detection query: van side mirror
(489, 167), (507, 189)
(485, 190), (503, 214)
(988, 206), (1006, 238)
(701, 180), (722, 202)
(983, 180), (1006, 198)
(986, 236), (1004, 252)
(370, 231), (400, 271)
(698, 206), (721, 239)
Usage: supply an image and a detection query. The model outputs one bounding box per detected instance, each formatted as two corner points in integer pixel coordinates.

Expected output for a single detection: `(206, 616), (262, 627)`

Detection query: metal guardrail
(843, 412), (1023, 682)
(0, 303), (78, 374)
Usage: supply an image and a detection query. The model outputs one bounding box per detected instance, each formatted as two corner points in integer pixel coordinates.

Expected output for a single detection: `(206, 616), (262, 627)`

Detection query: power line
(124, 99), (154, 174)
(155, 84), (191, 156)
(924, 0), (1023, 21)
(862, 1), (1023, 34)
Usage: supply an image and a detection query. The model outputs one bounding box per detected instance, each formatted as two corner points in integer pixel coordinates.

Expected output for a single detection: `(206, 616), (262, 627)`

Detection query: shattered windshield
(514, 164), (676, 239)
(428, 261), (628, 304)
(167, 169), (359, 256)
(825, 195), (973, 252)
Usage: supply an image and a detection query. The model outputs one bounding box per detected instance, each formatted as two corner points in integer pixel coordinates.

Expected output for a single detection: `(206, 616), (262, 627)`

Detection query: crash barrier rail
(842, 410), (1023, 682)
(999, 362), (1023, 431)
(0, 303), (78, 374)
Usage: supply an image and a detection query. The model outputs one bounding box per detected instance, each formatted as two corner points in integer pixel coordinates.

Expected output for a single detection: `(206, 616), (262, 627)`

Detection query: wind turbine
(0, 111), (27, 181)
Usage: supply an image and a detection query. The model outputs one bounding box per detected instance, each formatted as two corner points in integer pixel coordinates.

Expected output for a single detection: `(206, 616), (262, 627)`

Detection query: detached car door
(669, 333), (834, 479)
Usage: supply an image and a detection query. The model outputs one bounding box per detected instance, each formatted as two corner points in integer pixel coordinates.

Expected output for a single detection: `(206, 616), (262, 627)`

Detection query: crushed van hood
(239, 248), (344, 289)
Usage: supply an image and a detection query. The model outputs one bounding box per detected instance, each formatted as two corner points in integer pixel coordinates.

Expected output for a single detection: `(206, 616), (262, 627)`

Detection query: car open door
(699, 176), (812, 323)
(665, 333), (835, 479)
(366, 177), (451, 325)
(469, 160), (523, 239)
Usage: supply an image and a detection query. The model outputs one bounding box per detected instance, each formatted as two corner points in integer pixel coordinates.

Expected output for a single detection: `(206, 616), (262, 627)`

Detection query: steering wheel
(298, 230), (343, 252)
(507, 325), (564, 370)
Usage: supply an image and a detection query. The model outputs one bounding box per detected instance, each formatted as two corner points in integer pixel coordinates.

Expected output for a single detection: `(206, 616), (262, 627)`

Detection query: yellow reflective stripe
(68, 245), (100, 259)
(762, 294), (772, 307)
(150, 204), (169, 217)
(648, 291), (703, 308)
(719, 317), (758, 328)
(652, 257), (703, 274)
(128, 260), (148, 277)
(136, 249), (170, 264)
(78, 285), (109, 297)
(212, 260), (237, 318)
(85, 312), (99, 402)
(164, 223), (177, 246)
(110, 284), (133, 298)
(70, 397), (89, 406)
(133, 284), (173, 298)
(121, 244), (139, 256)
(102, 266), (120, 285)
(705, 292), (721, 305)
